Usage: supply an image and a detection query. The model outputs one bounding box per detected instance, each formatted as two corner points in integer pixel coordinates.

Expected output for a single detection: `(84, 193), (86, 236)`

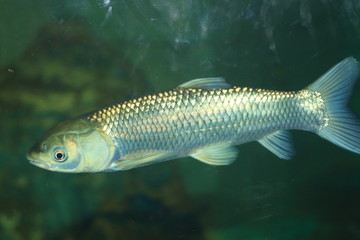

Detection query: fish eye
(53, 148), (67, 162)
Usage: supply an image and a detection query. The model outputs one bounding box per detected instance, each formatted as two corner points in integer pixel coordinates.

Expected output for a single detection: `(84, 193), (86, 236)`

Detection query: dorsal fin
(258, 130), (295, 159)
(177, 77), (231, 89)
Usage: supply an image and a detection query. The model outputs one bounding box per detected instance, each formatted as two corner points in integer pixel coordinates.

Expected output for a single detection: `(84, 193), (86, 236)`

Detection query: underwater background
(1, 0), (360, 239)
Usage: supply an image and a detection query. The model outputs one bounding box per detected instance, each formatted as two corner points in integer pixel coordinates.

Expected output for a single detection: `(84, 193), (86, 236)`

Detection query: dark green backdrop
(1, 1), (360, 239)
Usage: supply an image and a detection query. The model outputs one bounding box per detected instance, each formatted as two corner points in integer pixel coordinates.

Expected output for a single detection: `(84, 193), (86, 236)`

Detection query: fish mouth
(26, 152), (50, 169)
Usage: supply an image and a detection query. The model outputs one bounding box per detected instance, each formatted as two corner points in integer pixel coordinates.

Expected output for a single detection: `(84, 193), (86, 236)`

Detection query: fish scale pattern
(87, 87), (327, 157)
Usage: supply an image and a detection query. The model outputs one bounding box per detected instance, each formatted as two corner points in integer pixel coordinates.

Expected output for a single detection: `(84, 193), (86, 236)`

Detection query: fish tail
(307, 57), (360, 154)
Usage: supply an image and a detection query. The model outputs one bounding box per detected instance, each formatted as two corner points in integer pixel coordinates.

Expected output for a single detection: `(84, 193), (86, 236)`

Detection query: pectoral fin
(258, 130), (295, 159)
(191, 144), (238, 165)
(109, 151), (176, 171)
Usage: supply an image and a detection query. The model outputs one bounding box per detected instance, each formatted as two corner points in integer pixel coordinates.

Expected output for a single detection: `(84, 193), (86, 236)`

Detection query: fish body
(27, 58), (360, 172)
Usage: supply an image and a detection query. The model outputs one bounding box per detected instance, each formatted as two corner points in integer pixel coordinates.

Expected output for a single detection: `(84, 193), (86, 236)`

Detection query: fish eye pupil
(54, 149), (67, 162)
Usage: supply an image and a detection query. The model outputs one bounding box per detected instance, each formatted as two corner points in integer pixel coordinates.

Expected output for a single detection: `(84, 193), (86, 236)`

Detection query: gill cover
(76, 126), (116, 172)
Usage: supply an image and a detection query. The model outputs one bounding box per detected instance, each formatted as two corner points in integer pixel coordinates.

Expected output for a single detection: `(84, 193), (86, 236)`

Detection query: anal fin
(191, 144), (238, 165)
(258, 130), (295, 159)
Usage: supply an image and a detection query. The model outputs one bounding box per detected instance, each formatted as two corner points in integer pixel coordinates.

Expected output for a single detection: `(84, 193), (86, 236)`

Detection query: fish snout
(26, 151), (33, 161)
(26, 151), (51, 169)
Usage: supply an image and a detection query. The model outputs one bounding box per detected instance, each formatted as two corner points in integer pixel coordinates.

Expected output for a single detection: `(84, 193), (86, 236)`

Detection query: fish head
(26, 118), (115, 173)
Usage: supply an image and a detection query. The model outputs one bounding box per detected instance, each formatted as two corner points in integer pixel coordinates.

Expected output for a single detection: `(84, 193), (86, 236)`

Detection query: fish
(26, 57), (360, 173)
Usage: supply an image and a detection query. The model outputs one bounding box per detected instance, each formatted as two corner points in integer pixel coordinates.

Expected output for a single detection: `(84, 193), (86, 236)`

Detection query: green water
(1, 1), (360, 239)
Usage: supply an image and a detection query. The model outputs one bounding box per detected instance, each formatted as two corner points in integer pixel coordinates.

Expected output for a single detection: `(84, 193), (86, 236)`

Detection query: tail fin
(307, 57), (360, 154)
